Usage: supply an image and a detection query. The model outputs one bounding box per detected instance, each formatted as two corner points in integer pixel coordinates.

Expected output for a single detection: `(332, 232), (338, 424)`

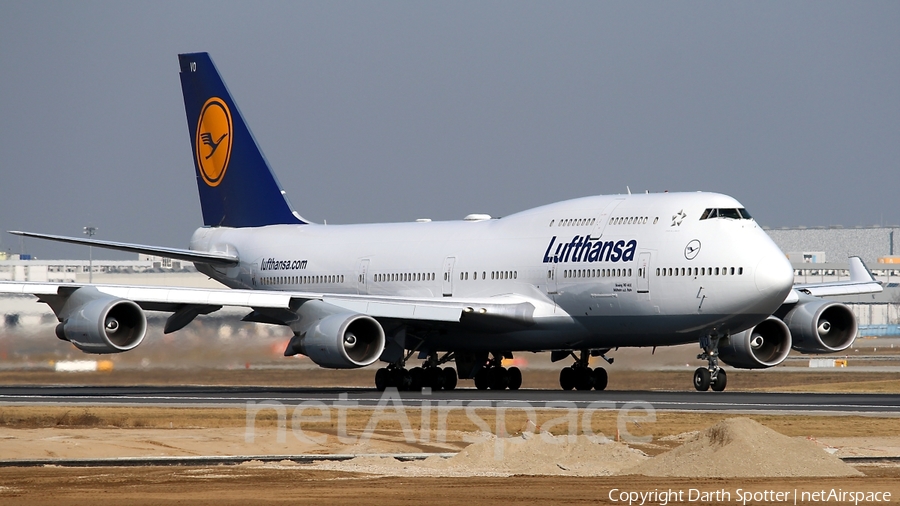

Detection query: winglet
(848, 256), (877, 283)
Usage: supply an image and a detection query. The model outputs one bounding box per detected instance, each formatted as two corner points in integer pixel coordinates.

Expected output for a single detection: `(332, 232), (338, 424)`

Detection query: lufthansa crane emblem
(684, 239), (701, 260)
(195, 97), (233, 187)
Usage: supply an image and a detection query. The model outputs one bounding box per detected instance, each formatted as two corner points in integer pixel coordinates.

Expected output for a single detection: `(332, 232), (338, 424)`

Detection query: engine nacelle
(295, 312), (385, 368)
(284, 300), (385, 369)
(56, 287), (147, 354)
(783, 299), (857, 353)
(719, 316), (792, 369)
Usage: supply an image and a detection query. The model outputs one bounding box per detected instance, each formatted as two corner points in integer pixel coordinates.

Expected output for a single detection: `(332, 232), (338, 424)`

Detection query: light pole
(83, 226), (97, 283)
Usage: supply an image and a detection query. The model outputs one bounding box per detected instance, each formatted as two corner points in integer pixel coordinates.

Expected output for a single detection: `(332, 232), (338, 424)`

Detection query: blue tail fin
(178, 53), (306, 227)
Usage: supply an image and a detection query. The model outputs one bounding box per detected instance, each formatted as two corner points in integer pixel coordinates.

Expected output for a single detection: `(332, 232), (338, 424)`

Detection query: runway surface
(1, 386), (899, 413)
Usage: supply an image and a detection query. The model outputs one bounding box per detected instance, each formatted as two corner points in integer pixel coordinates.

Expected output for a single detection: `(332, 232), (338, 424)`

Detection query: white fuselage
(190, 191), (794, 352)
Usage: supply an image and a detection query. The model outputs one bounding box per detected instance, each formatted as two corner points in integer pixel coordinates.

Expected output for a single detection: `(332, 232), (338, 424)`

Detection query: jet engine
(783, 298), (857, 353)
(284, 300), (385, 369)
(718, 316), (792, 369)
(55, 287), (147, 354)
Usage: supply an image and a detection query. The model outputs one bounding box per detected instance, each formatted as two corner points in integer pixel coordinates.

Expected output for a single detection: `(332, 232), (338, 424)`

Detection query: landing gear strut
(694, 333), (727, 392)
(558, 350), (608, 391)
(473, 353), (522, 391)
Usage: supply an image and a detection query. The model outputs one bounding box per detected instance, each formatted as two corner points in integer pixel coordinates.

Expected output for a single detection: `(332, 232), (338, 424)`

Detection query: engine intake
(719, 316), (792, 369)
(56, 287), (147, 354)
(783, 299), (857, 353)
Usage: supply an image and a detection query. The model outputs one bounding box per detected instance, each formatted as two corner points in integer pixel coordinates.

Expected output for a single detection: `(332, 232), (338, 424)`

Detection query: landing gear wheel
(507, 367), (522, 390)
(375, 368), (389, 391)
(711, 369), (727, 392)
(401, 369), (413, 391)
(409, 367), (425, 391)
(693, 368), (711, 391)
(423, 367), (443, 391)
(490, 366), (510, 390)
(575, 367), (594, 391)
(592, 367), (608, 391)
(474, 368), (490, 390)
(442, 367), (458, 391)
(559, 367), (575, 391)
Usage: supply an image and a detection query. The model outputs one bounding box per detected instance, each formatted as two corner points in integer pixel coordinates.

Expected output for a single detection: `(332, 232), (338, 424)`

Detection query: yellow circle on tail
(195, 97), (233, 187)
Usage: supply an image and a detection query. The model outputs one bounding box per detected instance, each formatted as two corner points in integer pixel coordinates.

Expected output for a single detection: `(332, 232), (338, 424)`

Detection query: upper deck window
(699, 208), (753, 221)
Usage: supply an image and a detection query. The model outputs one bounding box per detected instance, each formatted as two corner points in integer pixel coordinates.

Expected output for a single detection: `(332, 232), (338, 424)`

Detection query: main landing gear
(558, 350), (609, 391)
(474, 353), (522, 391)
(694, 334), (727, 392)
(375, 352), (458, 392)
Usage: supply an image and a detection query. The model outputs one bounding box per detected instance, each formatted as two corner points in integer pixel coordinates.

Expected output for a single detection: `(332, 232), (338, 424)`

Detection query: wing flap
(323, 296), (462, 322)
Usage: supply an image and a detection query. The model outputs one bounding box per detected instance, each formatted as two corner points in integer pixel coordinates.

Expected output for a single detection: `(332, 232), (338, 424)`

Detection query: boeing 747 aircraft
(1, 53), (883, 392)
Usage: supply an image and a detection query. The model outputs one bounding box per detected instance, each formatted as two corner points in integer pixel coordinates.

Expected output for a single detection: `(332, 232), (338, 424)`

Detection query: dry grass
(1, 405), (897, 440)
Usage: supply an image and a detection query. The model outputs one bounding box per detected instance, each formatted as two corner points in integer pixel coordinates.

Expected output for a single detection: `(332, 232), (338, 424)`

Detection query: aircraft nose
(754, 249), (794, 300)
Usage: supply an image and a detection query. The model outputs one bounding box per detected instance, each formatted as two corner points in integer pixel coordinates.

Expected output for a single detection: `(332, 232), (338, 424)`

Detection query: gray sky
(1, 2), (898, 260)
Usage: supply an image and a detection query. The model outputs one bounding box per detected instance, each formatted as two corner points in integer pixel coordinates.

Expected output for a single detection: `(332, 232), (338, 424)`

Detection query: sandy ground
(2, 369), (900, 504)
(1, 406), (900, 504)
(1, 468), (898, 506)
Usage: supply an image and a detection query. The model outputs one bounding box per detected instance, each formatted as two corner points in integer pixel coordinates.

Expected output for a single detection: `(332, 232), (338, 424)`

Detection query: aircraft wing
(7, 231), (238, 266)
(782, 256), (882, 303)
(0, 281), (548, 330)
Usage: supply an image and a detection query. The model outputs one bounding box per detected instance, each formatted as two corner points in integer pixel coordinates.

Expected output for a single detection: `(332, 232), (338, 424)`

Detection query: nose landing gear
(694, 333), (727, 392)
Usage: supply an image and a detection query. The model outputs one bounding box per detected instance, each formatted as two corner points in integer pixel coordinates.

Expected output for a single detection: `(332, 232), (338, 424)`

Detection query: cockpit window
(700, 208), (753, 221)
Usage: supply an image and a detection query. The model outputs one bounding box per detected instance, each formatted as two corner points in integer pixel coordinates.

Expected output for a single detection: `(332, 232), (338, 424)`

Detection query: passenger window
(739, 267), (743, 275)
(730, 267), (735, 275)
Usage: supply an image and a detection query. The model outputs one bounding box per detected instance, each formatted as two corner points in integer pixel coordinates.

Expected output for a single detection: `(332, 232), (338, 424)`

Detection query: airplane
(0, 53), (883, 392)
